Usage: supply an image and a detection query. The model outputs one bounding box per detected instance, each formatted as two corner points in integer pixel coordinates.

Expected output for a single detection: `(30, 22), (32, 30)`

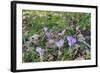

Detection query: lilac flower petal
(36, 47), (44, 56)
(56, 39), (64, 48)
(67, 36), (73, 41)
(67, 40), (71, 46)
(67, 36), (76, 47)
(71, 38), (76, 45)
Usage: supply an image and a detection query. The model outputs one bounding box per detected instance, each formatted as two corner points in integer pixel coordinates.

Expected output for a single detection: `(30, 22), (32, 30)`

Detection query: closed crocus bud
(45, 31), (52, 40)
(55, 39), (64, 48)
(55, 39), (64, 57)
(67, 36), (76, 47)
(43, 27), (52, 40)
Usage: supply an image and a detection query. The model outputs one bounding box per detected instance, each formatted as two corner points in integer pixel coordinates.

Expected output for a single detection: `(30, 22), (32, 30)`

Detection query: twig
(82, 40), (91, 49)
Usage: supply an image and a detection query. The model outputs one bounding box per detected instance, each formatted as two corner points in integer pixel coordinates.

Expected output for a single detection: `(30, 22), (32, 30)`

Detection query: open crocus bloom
(55, 39), (64, 48)
(67, 36), (76, 47)
(36, 47), (44, 56)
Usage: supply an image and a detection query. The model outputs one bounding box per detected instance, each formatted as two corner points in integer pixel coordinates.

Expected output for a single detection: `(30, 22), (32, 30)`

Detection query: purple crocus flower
(55, 39), (64, 48)
(43, 27), (52, 39)
(45, 32), (52, 39)
(36, 47), (44, 56)
(67, 36), (76, 47)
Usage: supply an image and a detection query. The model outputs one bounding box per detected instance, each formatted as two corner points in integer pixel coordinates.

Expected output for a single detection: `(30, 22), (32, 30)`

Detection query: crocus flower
(45, 32), (52, 39)
(55, 39), (64, 48)
(43, 27), (48, 32)
(43, 27), (52, 40)
(67, 36), (76, 47)
(36, 47), (44, 56)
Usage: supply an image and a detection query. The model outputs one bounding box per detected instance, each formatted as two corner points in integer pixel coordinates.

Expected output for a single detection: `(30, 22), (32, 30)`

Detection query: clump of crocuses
(34, 27), (77, 61)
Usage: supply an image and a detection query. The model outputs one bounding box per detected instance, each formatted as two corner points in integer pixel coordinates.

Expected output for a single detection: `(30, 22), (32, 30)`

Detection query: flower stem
(40, 56), (43, 62)
(69, 47), (72, 56)
(58, 47), (61, 59)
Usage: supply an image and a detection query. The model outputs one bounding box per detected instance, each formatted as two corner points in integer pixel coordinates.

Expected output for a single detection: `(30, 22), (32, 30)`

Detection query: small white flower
(36, 47), (44, 56)
(43, 27), (48, 32)
(32, 34), (40, 40)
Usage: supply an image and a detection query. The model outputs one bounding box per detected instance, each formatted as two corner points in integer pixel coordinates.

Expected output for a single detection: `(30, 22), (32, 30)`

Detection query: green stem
(58, 47), (61, 59)
(40, 56), (43, 62)
(69, 47), (72, 56)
